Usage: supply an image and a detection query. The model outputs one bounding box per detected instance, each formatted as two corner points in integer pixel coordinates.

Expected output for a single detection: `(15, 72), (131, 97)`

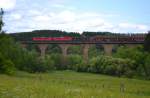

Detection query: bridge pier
(103, 44), (113, 56)
(21, 44), (27, 48)
(82, 44), (90, 63)
(37, 44), (48, 58)
(59, 44), (71, 57)
(59, 44), (71, 65)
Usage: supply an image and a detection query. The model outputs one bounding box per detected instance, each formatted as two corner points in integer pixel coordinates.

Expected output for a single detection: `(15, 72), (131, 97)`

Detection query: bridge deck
(21, 41), (144, 44)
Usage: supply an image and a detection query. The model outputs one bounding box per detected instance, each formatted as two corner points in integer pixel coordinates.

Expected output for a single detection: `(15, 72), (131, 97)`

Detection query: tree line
(10, 30), (147, 42)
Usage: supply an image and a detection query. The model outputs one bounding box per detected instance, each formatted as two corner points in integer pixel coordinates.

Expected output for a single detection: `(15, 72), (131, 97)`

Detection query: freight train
(32, 35), (145, 42)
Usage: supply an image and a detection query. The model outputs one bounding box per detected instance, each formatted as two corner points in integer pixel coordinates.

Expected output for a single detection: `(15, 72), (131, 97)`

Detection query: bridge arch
(46, 44), (61, 54)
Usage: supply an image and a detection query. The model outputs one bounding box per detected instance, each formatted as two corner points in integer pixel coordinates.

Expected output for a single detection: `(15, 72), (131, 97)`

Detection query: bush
(50, 53), (62, 69)
(143, 53), (150, 79)
(0, 53), (16, 75)
(74, 62), (89, 72)
(89, 56), (135, 77)
(32, 57), (55, 73)
(0, 34), (27, 70)
(67, 54), (83, 70)
(114, 45), (150, 79)
(42, 55), (55, 71)
(144, 31), (150, 52)
(19, 51), (55, 73)
(18, 50), (38, 72)
(0, 34), (56, 73)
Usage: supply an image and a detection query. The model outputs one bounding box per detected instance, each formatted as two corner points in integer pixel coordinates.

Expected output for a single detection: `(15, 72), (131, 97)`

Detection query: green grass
(0, 71), (150, 98)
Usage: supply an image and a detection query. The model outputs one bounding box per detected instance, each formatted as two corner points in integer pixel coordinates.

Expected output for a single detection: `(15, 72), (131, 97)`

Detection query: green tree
(0, 52), (16, 75)
(67, 54), (83, 70)
(143, 53), (150, 79)
(144, 31), (150, 52)
(89, 56), (135, 77)
(114, 46), (144, 66)
(50, 53), (62, 69)
(0, 8), (4, 32)
(114, 45), (150, 79)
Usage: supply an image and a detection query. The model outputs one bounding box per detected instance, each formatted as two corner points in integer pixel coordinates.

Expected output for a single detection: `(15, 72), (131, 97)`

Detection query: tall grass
(0, 71), (150, 98)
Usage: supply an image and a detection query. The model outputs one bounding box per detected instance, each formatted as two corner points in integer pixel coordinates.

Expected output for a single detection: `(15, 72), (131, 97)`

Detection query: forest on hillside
(10, 30), (146, 41)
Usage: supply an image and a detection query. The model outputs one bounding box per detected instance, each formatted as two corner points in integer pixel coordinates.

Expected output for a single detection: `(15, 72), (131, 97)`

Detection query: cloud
(2, 0), (149, 33)
(28, 10), (41, 15)
(27, 10), (115, 33)
(52, 4), (66, 8)
(5, 9), (149, 33)
(52, 4), (76, 10)
(34, 15), (51, 22)
(11, 13), (22, 20)
(47, 0), (68, 4)
(119, 23), (148, 31)
(0, 0), (16, 10)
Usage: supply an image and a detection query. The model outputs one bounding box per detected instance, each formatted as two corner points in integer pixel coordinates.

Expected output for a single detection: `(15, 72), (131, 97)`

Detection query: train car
(32, 37), (53, 41)
(53, 36), (73, 41)
(32, 36), (73, 41)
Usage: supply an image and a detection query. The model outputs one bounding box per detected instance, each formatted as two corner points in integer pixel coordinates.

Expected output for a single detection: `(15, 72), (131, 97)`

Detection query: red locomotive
(32, 36), (73, 41)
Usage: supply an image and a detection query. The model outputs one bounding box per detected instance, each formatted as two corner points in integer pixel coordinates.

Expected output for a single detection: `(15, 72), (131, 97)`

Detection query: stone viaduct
(20, 41), (143, 63)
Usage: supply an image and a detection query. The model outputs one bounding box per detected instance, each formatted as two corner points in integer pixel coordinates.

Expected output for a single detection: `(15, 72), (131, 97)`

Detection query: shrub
(0, 53), (16, 75)
(32, 57), (55, 73)
(144, 31), (150, 53)
(19, 51), (55, 73)
(114, 45), (150, 79)
(74, 62), (89, 72)
(17, 50), (38, 72)
(67, 54), (83, 70)
(89, 56), (135, 77)
(50, 53), (62, 69)
(43, 55), (55, 71)
(143, 53), (150, 79)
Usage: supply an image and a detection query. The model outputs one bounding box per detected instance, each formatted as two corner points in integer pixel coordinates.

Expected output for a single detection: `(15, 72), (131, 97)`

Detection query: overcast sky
(0, 0), (150, 33)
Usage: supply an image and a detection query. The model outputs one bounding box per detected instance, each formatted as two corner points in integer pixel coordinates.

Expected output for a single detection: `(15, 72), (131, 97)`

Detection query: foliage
(47, 44), (61, 54)
(0, 8), (4, 32)
(64, 54), (136, 78)
(50, 53), (62, 69)
(114, 45), (144, 65)
(144, 31), (150, 52)
(88, 56), (136, 77)
(82, 31), (113, 37)
(18, 50), (38, 72)
(42, 55), (55, 71)
(143, 53), (150, 79)
(32, 56), (55, 73)
(114, 45), (150, 79)
(0, 53), (16, 75)
(17, 50), (55, 73)
(67, 46), (82, 55)
(0, 33), (56, 73)
(88, 45), (104, 58)
(0, 34), (19, 75)
(66, 54), (83, 70)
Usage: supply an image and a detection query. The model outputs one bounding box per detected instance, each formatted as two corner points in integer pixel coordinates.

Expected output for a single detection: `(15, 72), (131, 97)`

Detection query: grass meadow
(0, 71), (150, 98)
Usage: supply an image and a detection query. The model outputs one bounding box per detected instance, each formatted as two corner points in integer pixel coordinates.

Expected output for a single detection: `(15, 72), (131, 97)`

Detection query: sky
(0, 0), (150, 33)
